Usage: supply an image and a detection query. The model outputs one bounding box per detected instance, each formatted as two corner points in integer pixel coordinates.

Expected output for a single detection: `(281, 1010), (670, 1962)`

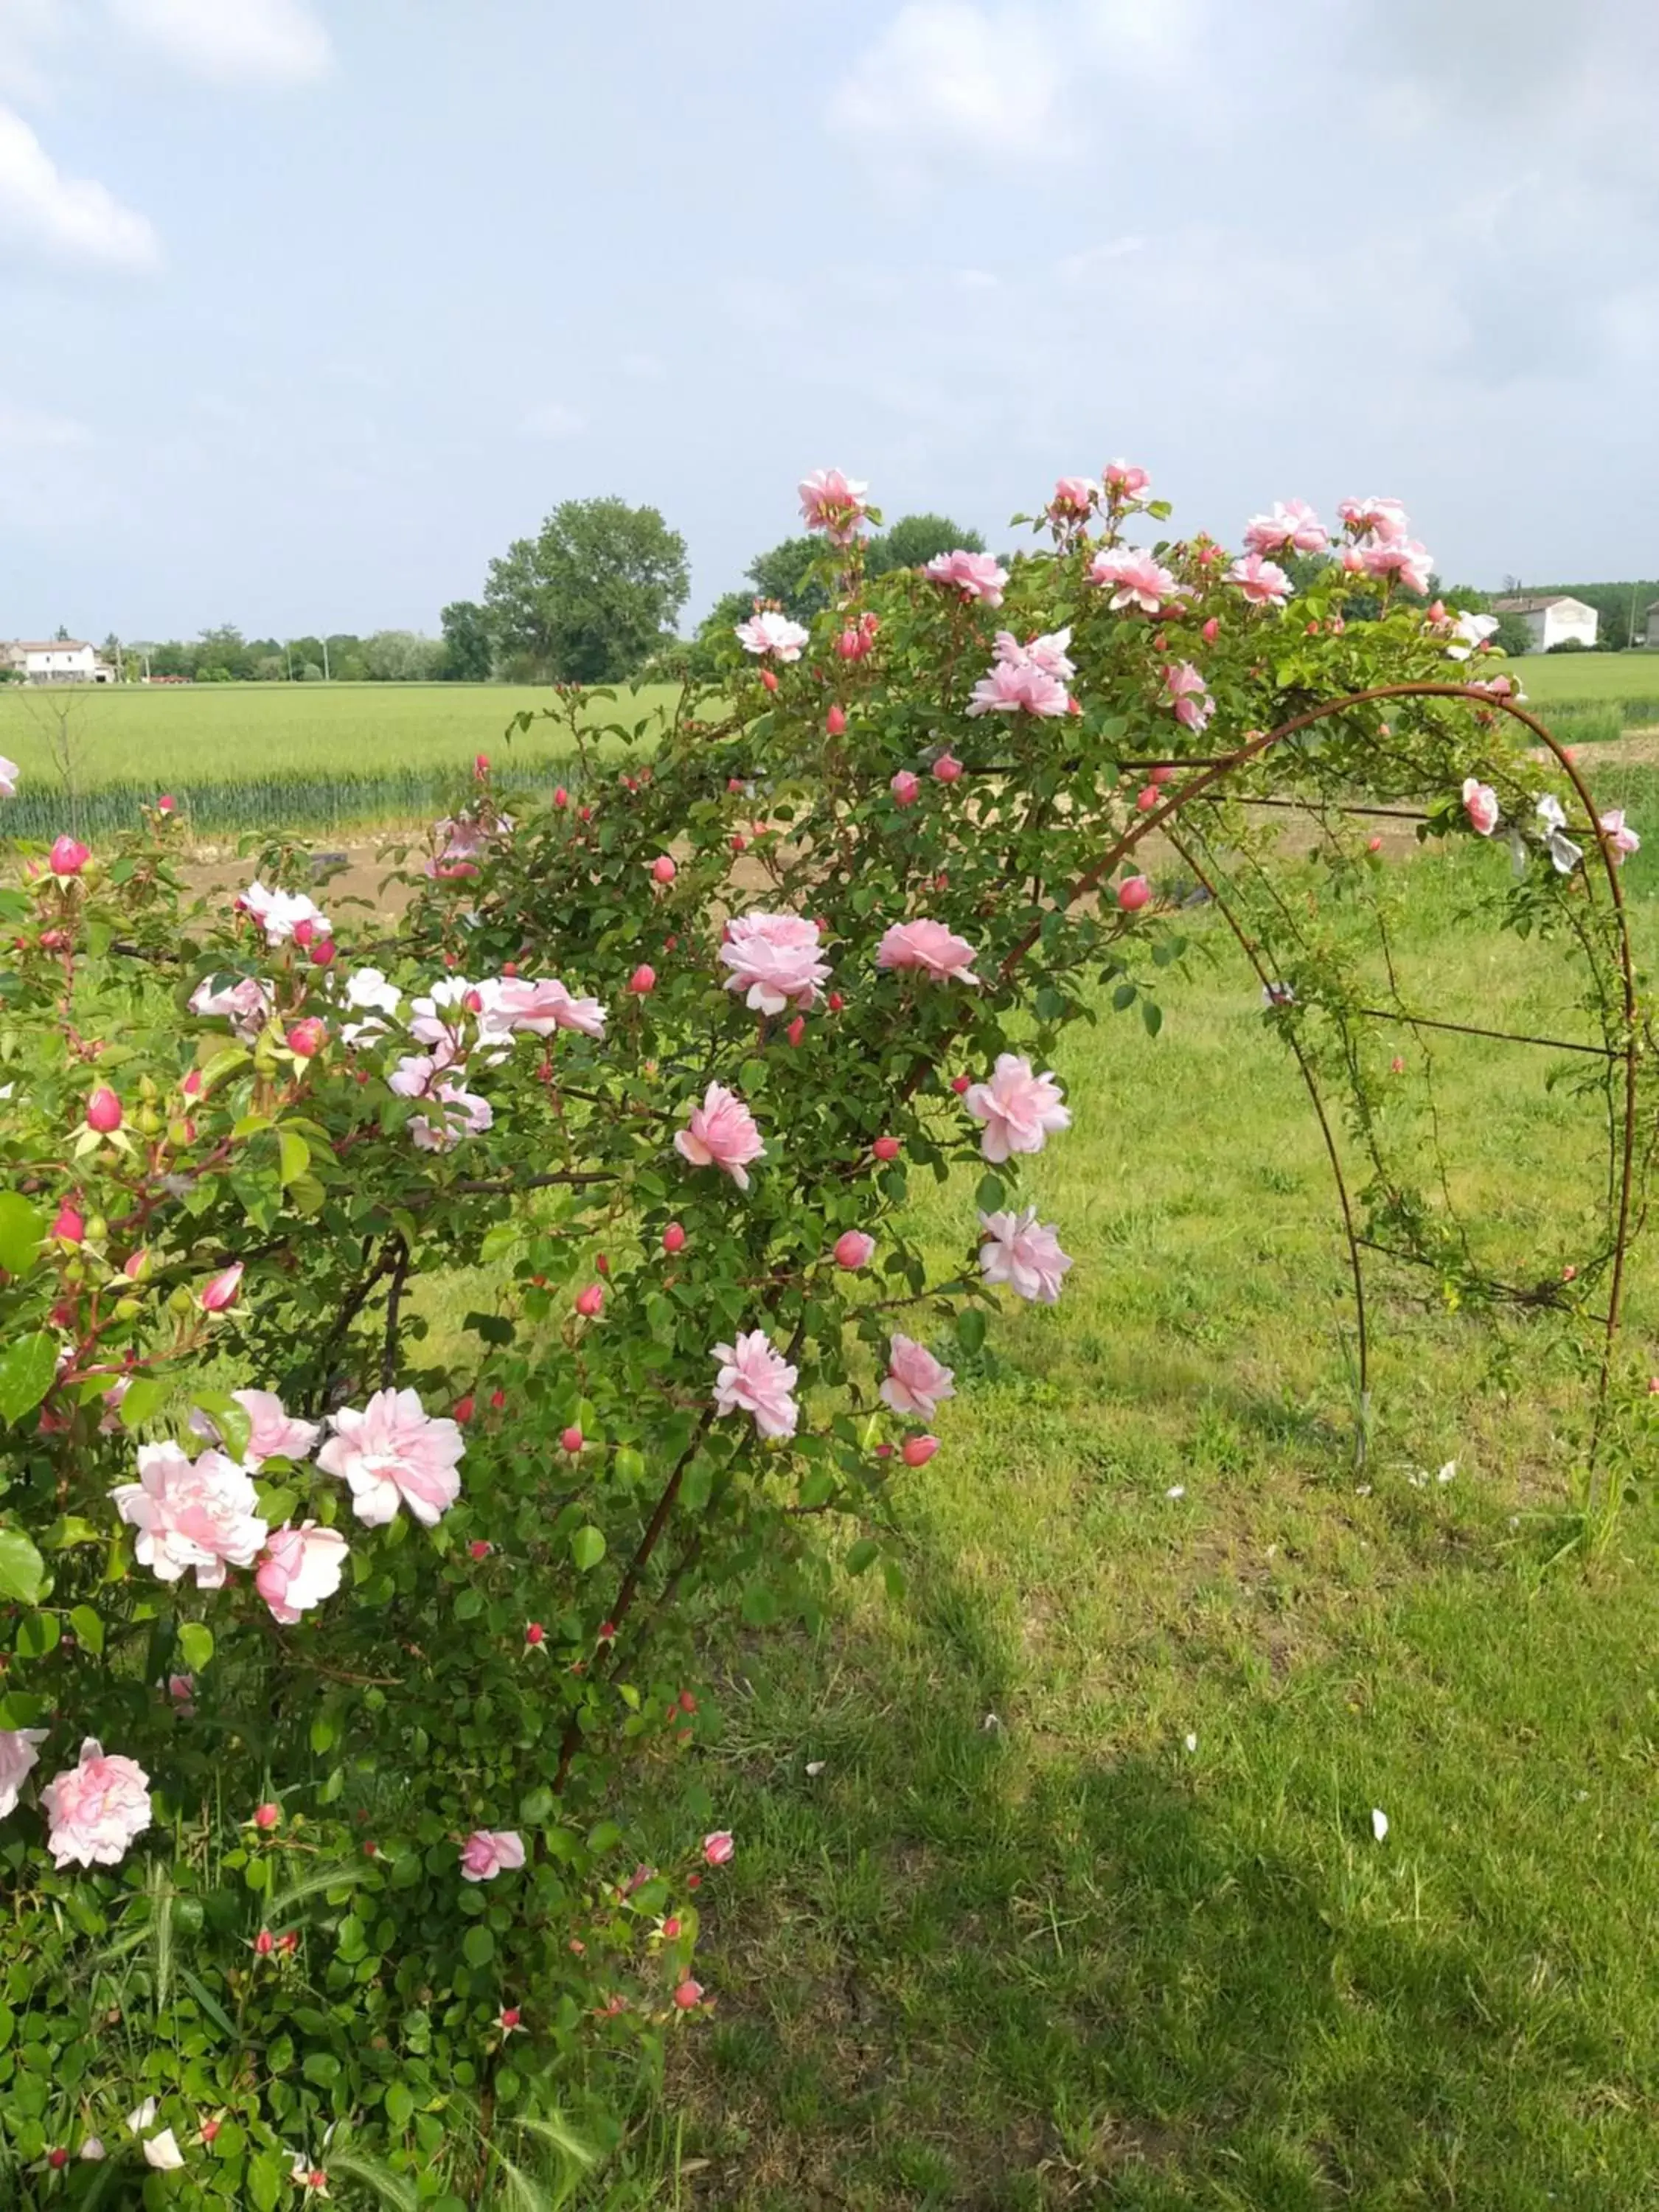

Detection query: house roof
(7, 639), (94, 653)
(1490, 595), (1593, 616)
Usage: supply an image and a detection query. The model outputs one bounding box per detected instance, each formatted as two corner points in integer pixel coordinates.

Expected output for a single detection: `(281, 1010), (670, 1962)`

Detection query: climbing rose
(409, 1082), (493, 1152)
(1225, 552), (1293, 608)
(460, 1829), (526, 1882)
(876, 919), (981, 985)
(255, 1522), (349, 1625)
(735, 610), (812, 661)
(1102, 458), (1151, 501)
(1338, 495), (1408, 543)
(923, 549), (1009, 605)
(189, 973), (274, 1038)
(141, 2130), (185, 2172)
(967, 657), (1070, 718)
(1087, 547), (1181, 615)
(1164, 662), (1214, 730)
(317, 1388), (465, 1527)
(40, 1739), (153, 1868)
(1535, 795), (1582, 876)
(49, 833), (90, 875)
(880, 1335), (956, 1421)
(832, 1230), (876, 1270)
(1601, 809), (1641, 861)
(712, 1330), (800, 1440)
(719, 911), (830, 1013)
(111, 1444), (268, 1589)
(1242, 499), (1327, 555)
(1048, 475), (1099, 522)
(478, 975), (607, 1040)
(703, 1831), (735, 1865)
(1357, 535), (1433, 596)
(1446, 611), (1500, 659)
(798, 466), (869, 543)
(964, 1054), (1071, 1164)
(675, 1082), (765, 1189)
(978, 1208), (1074, 1304)
(0, 1727), (47, 1819)
(200, 1262), (244, 1312)
(0, 754), (17, 799)
(1001, 626), (1075, 680)
(234, 1389), (319, 1467)
(239, 880), (332, 946)
(1461, 779), (1500, 837)
(891, 769), (921, 806)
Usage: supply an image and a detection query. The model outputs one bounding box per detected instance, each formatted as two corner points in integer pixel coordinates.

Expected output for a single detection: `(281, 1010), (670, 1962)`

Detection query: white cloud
(1079, 0), (1200, 79)
(955, 268), (999, 290)
(521, 400), (585, 440)
(827, 2), (1069, 167)
(106, 0), (331, 86)
(1057, 235), (1146, 285)
(0, 105), (160, 269)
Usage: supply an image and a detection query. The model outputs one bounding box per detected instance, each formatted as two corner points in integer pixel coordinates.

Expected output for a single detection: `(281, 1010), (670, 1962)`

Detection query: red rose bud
(827, 991), (844, 1012)
(661, 1222), (686, 1254)
(576, 1282), (605, 1317)
(469, 1538), (493, 1560)
(48, 2148), (69, 2171)
(1117, 877), (1152, 911)
(1150, 765), (1175, 785)
(489, 1387), (505, 1412)
(786, 1015), (806, 1048)
(902, 1434), (939, 1467)
(560, 1425), (583, 1453)
(651, 855), (676, 884)
(595, 1252), (610, 1275)
(950, 1074), (971, 1096)
(453, 1394), (476, 1424)
(553, 786), (569, 810)
(292, 919), (316, 948)
(310, 936), (337, 967)
(1202, 616), (1220, 643)
(49, 834), (90, 876)
(498, 2006), (522, 2030)
(254, 1802), (280, 1829)
(254, 1929), (276, 1957)
(277, 1931), (298, 1955)
(285, 1018), (327, 1058)
(827, 704), (846, 736)
(474, 752), (490, 779)
(182, 1067), (204, 1097)
(760, 668), (778, 692)
(85, 1088), (122, 1133)
(1135, 785), (1160, 813)
(872, 1135), (901, 1163)
(525, 1621), (546, 1646)
(1368, 835), (1383, 853)
(200, 1262), (244, 1312)
(628, 964), (656, 994)
(52, 1200), (86, 1244)
(201, 2119), (222, 2144)
(673, 1978), (704, 2010)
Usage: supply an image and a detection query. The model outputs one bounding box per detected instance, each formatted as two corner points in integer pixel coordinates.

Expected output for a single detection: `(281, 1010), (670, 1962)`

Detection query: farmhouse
(0, 640), (115, 684)
(1646, 600), (1659, 649)
(1489, 595), (1599, 653)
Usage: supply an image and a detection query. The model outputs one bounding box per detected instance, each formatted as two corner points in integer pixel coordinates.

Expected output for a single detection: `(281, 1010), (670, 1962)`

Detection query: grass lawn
(583, 849), (1659, 2211)
(1509, 650), (1659, 705)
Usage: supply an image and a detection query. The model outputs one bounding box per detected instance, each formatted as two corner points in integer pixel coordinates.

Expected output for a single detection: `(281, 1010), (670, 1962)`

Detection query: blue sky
(2, 0), (1657, 641)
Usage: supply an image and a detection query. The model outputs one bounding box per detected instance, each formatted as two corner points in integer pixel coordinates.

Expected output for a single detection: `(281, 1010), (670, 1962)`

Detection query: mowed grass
(579, 852), (1659, 2211)
(1508, 650), (1659, 705)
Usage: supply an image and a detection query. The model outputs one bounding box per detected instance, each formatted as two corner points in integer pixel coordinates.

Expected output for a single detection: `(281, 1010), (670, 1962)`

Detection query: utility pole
(322, 636), (331, 681)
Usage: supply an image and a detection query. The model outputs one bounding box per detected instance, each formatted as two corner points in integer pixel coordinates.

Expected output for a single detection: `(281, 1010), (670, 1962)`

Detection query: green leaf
(276, 1127), (310, 1188)
(570, 1526), (607, 1572)
(177, 1621), (215, 1672)
(303, 2051), (342, 2087)
(1112, 981), (1138, 1011)
(0, 1334), (58, 1427)
(0, 1529), (45, 1605)
(13, 1610), (58, 1658)
(519, 1785), (554, 1826)
(68, 1604), (104, 1655)
(0, 1692), (47, 1728)
(956, 1307), (987, 1355)
(192, 1390), (251, 1462)
(118, 1374), (172, 1430)
(462, 1924), (495, 1968)
(740, 1579), (779, 1627)
(386, 2081), (416, 2130)
(1141, 998), (1164, 1037)
(0, 1192), (44, 1277)
(248, 2149), (285, 2212)
(1034, 985), (1068, 1022)
(844, 1538), (879, 1576)
(975, 1175), (1005, 1214)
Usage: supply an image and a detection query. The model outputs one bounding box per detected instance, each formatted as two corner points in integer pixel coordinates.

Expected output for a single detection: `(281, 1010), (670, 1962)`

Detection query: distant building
(1489, 595), (1599, 653)
(1, 640), (115, 684)
(1645, 600), (1659, 649)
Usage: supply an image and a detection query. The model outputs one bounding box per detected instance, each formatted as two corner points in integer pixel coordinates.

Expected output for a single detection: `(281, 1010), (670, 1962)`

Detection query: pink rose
(1086, 547), (1181, 616)
(1164, 661), (1214, 731)
(238, 881), (332, 947)
(232, 1389), (319, 1468)
(460, 1829), (526, 1882)
(1225, 553), (1293, 608)
(891, 769), (921, 807)
(0, 754), (18, 799)
(111, 1443), (268, 1589)
(964, 1054), (1071, 1164)
(255, 1521), (349, 1625)
(317, 1388), (465, 1527)
(49, 833), (90, 875)
(85, 1087), (122, 1133)
(1048, 476), (1099, 523)
(1337, 495), (1408, 543)
(189, 973), (274, 1039)
(1461, 779), (1500, 838)
(712, 1329), (800, 1440)
(880, 1335), (956, 1420)
(200, 1262), (244, 1312)
(832, 1230), (876, 1270)
(477, 975), (607, 1040)
(798, 467), (869, 544)
(922, 549), (1009, 606)
(978, 1208), (1074, 1304)
(1601, 808), (1641, 861)
(0, 1726), (48, 1818)
(1357, 535), (1433, 596)
(40, 1739), (153, 1868)
(719, 911), (830, 1014)
(409, 1082), (493, 1152)
(703, 1830), (734, 1865)
(1242, 499), (1327, 556)
(966, 627), (1074, 718)
(734, 610), (812, 661)
(876, 919), (981, 986)
(1102, 459), (1151, 501)
(675, 1082), (765, 1189)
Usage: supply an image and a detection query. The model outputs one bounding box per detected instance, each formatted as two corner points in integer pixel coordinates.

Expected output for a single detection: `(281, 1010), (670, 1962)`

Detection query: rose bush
(0, 467), (1632, 2203)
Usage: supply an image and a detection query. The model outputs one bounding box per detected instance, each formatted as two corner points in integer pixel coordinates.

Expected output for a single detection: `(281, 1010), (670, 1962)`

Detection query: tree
(484, 498), (689, 684)
(742, 535), (830, 624)
(866, 512), (985, 577)
(440, 600), (494, 683)
(197, 625), (253, 681)
(361, 630), (444, 682)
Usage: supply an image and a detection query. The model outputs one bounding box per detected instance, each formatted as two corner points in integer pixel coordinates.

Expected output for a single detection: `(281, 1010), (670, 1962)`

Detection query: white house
(1, 640), (114, 684)
(1644, 600), (1659, 650)
(1489, 595), (1599, 653)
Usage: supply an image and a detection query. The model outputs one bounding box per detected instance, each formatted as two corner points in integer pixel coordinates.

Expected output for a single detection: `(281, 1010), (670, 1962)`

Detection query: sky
(2, 0), (1658, 642)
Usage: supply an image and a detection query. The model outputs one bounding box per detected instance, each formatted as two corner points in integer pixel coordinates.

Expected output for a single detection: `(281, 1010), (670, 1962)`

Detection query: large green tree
(440, 599), (494, 682)
(484, 498), (689, 683)
(866, 512), (985, 577)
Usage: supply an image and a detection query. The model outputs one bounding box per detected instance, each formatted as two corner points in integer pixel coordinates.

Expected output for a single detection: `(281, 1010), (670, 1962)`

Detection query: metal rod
(1353, 1007), (1621, 1059)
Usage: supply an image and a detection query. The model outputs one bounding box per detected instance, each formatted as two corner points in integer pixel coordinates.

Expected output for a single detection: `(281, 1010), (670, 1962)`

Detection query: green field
(571, 849), (1659, 2211)
(1508, 648), (1659, 703)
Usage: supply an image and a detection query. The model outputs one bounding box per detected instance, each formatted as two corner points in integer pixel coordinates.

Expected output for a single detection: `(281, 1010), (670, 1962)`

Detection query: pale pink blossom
(712, 1329), (800, 1439)
(720, 911), (830, 1013)
(675, 1082), (765, 1189)
(1164, 662), (1214, 731)
(460, 1829), (526, 1882)
(1103, 459), (1151, 501)
(978, 1208), (1074, 1304)
(0, 755), (17, 799)
(409, 1083), (493, 1152)
(166, 1674), (195, 1714)
(1048, 476), (1099, 523)
(1225, 553), (1293, 608)
(1242, 499), (1327, 556)
(255, 1522), (349, 1625)
(142, 2129), (184, 2172)
(0, 1727), (47, 1818)
(40, 1739), (153, 1868)
(189, 973), (274, 1039)
(891, 768), (921, 806)
(998, 626), (1075, 681)
(234, 1389), (319, 1468)
(238, 881), (332, 947)
(111, 1444), (268, 1589)
(1461, 779), (1500, 837)
(798, 467), (869, 543)
(477, 975), (607, 1040)
(1358, 535), (1433, 595)
(967, 658), (1071, 718)
(317, 1388), (465, 1527)
(201, 1262), (244, 1313)
(1087, 547), (1181, 615)
(1601, 810), (1641, 861)
(703, 1830), (734, 1865)
(832, 1230), (876, 1270)
(876, 919), (981, 985)
(880, 1335), (956, 1420)
(1338, 495), (1409, 543)
(923, 549), (1009, 605)
(735, 610), (812, 661)
(964, 1054), (1071, 1164)
(388, 1051), (450, 1098)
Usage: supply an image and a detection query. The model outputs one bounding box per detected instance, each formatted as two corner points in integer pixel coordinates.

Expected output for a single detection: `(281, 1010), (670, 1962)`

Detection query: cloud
(106, 0), (331, 86)
(620, 351), (665, 380)
(0, 105), (160, 269)
(827, 2), (1069, 167)
(0, 394), (94, 448)
(1057, 236), (1146, 285)
(521, 400), (585, 440)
